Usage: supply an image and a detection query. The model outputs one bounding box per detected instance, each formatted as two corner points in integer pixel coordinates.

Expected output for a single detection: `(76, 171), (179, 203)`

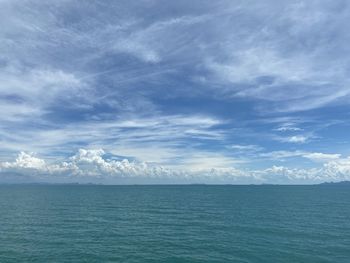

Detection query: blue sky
(1, 0), (350, 184)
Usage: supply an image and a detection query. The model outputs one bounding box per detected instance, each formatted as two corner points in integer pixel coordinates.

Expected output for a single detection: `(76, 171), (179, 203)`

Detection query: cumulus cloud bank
(1, 149), (350, 184)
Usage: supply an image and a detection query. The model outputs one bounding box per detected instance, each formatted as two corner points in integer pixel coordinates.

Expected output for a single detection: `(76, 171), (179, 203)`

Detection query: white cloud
(259, 150), (341, 163)
(269, 134), (312, 144)
(110, 15), (210, 63)
(200, 2), (350, 112)
(230, 144), (263, 151)
(273, 134), (311, 144)
(2, 152), (46, 170)
(68, 149), (153, 178)
(259, 150), (306, 160)
(206, 47), (312, 84)
(275, 125), (303, 132)
(323, 157), (350, 181)
(0, 114), (226, 164)
(287, 135), (308, 143)
(1, 149), (350, 184)
(175, 153), (245, 171)
(302, 152), (341, 163)
(0, 64), (84, 122)
(113, 41), (161, 63)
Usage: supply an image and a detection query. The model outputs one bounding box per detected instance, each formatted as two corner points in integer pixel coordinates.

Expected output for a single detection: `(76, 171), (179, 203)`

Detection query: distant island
(319, 181), (350, 185)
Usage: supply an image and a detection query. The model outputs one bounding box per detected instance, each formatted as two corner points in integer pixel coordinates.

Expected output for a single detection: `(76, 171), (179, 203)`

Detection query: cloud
(1, 149), (350, 184)
(113, 40), (161, 63)
(275, 125), (303, 132)
(302, 152), (341, 163)
(323, 157), (350, 181)
(259, 150), (306, 160)
(2, 152), (46, 170)
(0, 114), (226, 162)
(259, 150), (341, 163)
(286, 135), (308, 143)
(229, 144), (263, 151)
(111, 15), (209, 63)
(68, 149), (153, 177)
(0, 149), (164, 181)
(4, 0), (349, 118)
(0, 65), (83, 122)
(174, 153), (245, 171)
(200, 1), (350, 112)
(273, 135), (311, 144)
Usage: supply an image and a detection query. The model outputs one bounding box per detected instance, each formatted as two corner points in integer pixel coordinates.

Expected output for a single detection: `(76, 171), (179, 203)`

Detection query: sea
(0, 185), (349, 262)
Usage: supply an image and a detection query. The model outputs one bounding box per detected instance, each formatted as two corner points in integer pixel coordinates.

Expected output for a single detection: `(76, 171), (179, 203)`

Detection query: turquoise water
(0, 185), (349, 262)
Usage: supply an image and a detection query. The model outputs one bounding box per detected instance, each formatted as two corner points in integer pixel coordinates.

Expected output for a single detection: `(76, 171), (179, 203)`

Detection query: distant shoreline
(1, 181), (350, 186)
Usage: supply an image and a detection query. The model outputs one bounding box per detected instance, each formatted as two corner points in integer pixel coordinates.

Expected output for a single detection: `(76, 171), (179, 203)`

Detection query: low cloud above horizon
(1, 0), (350, 184)
(1, 149), (350, 184)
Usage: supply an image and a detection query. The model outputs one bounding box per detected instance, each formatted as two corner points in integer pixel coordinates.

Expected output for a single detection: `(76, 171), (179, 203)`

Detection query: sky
(1, 0), (350, 184)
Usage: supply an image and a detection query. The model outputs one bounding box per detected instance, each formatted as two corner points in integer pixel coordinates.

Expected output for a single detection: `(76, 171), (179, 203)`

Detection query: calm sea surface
(0, 185), (349, 262)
